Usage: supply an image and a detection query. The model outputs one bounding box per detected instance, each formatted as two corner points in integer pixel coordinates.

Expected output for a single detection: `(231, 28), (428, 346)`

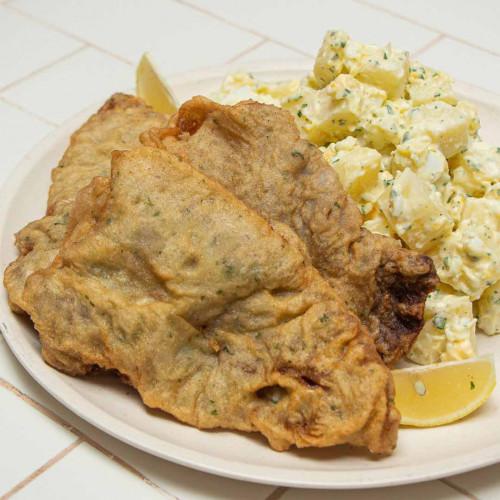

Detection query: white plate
(1, 62), (499, 489)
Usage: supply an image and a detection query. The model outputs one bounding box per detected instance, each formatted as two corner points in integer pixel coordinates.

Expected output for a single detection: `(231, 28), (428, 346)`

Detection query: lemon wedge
(136, 52), (178, 114)
(393, 355), (496, 427)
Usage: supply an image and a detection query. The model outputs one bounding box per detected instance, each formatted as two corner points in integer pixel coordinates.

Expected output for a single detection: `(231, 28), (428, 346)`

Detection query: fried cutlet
(4, 93), (169, 313)
(23, 147), (399, 453)
(142, 97), (438, 365)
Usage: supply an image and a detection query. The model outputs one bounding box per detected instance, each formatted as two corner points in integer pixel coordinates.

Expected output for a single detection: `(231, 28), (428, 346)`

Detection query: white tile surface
(231, 40), (312, 64)
(78, 435), (276, 500)
(0, 99), (53, 186)
(0, 6), (82, 89)
(13, 442), (172, 500)
(185, 0), (438, 55)
(418, 37), (500, 95)
(364, 0), (500, 54)
(0, 386), (77, 495)
(281, 480), (463, 499)
(11, 0), (260, 68)
(0, 336), (275, 500)
(2, 47), (132, 124)
(447, 464), (500, 500)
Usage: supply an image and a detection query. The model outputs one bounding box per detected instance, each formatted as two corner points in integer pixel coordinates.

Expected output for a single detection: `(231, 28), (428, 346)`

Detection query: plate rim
(1, 61), (499, 489)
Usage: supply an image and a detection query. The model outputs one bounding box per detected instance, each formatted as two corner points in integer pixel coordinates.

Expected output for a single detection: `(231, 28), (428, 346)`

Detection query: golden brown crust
(23, 147), (399, 454)
(142, 97), (437, 365)
(4, 93), (169, 313)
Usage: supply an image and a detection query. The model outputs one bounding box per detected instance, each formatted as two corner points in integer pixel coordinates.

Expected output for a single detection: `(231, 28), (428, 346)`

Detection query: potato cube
(379, 168), (454, 251)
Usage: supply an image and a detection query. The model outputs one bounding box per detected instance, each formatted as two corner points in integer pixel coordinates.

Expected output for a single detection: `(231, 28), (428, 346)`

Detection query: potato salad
(214, 30), (500, 364)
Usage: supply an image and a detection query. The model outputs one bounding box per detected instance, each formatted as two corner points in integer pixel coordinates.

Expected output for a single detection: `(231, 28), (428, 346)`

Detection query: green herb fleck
(291, 150), (304, 159)
(340, 41), (346, 48)
(319, 313), (330, 324)
(432, 315), (446, 330)
(153, 211), (160, 217)
(383, 179), (394, 187)
(402, 131), (410, 142)
(386, 104), (394, 115)
(470, 381), (476, 390)
(297, 110), (303, 117)
(383, 51), (388, 60)
(211, 409), (218, 416)
(223, 263), (235, 278)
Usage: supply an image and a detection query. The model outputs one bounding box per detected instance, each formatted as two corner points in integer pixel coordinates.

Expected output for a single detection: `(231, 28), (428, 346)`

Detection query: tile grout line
(0, 379), (176, 499)
(175, 0), (314, 58)
(1, 437), (84, 499)
(354, 0), (500, 58)
(411, 33), (445, 58)
(264, 486), (288, 500)
(3, 3), (135, 65)
(226, 38), (268, 64)
(0, 96), (58, 127)
(0, 45), (87, 94)
(440, 478), (478, 500)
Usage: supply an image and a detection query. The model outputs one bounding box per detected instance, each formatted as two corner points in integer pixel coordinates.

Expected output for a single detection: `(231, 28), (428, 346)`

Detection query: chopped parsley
(319, 313), (330, 323)
(291, 150), (304, 159)
(443, 256), (450, 270)
(432, 315), (446, 330)
(470, 381), (476, 390)
(223, 262), (235, 278)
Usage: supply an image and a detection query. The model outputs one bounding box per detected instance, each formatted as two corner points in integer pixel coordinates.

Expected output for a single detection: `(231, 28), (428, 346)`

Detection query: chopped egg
(323, 137), (383, 213)
(379, 168), (453, 252)
(343, 40), (410, 99)
(408, 288), (477, 365)
(407, 101), (471, 158)
(477, 281), (500, 336)
(449, 140), (500, 197)
(390, 136), (450, 188)
(406, 62), (457, 106)
(431, 197), (500, 300)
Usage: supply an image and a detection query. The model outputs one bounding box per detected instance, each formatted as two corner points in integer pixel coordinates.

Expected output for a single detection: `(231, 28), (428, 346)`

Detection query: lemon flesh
(136, 53), (178, 115)
(393, 355), (496, 427)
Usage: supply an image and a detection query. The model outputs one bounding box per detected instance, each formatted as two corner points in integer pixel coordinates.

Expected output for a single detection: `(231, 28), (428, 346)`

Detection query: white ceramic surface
(1, 62), (499, 489)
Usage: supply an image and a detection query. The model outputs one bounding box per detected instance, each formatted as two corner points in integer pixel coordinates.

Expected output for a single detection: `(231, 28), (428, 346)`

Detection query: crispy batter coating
(4, 94), (168, 312)
(142, 97), (438, 365)
(23, 147), (399, 453)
